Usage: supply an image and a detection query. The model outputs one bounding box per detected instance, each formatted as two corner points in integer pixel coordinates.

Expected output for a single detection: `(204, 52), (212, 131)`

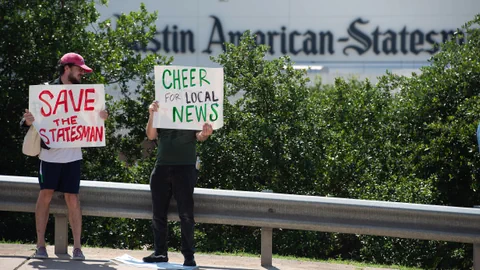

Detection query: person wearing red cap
(21, 52), (107, 261)
(58, 52), (93, 82)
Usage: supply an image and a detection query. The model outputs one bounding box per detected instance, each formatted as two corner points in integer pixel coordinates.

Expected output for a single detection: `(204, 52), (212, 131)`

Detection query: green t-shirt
(155, 129), (197, 165)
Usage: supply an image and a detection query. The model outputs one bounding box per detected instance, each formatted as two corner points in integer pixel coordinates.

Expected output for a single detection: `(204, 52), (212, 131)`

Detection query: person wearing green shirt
(143, 101), (212, 267)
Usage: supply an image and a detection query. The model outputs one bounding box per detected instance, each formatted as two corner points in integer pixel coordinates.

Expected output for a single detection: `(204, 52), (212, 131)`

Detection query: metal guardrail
(1, 175), (480, 268)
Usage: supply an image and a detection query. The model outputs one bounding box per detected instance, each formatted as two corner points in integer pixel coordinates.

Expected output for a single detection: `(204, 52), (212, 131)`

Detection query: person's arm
(196, 123), (213, 142)
(146, 101), (159, 140)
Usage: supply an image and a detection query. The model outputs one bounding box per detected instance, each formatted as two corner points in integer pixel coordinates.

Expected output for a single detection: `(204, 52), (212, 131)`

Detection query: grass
(200, 250), (422, 270)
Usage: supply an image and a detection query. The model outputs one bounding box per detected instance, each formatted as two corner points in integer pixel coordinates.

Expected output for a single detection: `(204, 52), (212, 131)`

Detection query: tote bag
(22, 126), (41, 156)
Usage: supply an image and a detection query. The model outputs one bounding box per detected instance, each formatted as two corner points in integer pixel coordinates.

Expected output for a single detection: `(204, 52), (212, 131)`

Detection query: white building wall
(96, 0), (480, 83)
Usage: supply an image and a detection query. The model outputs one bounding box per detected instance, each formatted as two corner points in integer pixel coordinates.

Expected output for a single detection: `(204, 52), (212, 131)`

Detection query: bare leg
(64, 193), (82, 249)
(35, 189), (55, 247)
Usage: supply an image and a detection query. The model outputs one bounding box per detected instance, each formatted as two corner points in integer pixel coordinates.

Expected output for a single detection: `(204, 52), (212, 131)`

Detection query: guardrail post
(261, 227), (273, 267)
(54, 214), (68, 254)
(474, 243), (480, 270)
(474, 206), (480, 270)
(261, 190), (273, 267)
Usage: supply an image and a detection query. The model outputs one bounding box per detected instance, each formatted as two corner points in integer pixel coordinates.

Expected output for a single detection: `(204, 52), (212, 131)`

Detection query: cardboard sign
(28, 84), (106, 148)
(154, 66), (224, 130)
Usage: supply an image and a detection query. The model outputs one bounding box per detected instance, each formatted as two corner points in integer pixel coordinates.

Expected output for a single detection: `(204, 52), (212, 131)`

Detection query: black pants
(149, 165), (196, 257)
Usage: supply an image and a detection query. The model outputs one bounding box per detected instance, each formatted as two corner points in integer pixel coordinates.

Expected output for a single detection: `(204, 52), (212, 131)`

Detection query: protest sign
(154, 66), (224, 130)
(28, 84), (106, 148)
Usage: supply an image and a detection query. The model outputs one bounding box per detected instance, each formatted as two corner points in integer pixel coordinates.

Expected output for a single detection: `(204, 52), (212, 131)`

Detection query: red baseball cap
(60, 53), (93, 73)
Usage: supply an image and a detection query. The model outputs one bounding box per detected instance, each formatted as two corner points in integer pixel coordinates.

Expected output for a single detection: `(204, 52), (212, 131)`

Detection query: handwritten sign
(154, 66), (224, 130)
(28, 84), (106, 148)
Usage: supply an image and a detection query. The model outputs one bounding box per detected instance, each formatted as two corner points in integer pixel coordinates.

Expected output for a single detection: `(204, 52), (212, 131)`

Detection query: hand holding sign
(100, 110), (109, 120)
(196, 123), (213, 141)
(149, 101), (159, 115)
(154, 66), (223, 130)
(201, 123), (213, 137)
(23, 109), (35, 126)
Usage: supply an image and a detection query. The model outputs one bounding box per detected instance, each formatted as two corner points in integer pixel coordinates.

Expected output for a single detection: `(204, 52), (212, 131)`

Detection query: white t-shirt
(39, 148), (82, 163)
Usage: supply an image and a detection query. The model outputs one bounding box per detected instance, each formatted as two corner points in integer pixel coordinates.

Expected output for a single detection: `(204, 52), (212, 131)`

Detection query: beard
(68, 73), (82, 84)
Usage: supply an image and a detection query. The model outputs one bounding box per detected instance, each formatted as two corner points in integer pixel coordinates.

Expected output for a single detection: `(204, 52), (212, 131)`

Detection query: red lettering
(39, 88), (98, 118)
(39, 125), (105, 144)
(61, 118), (71, 125)
(82, 126), (90, 139)
(70, 115), (78, 125)
(69, 89), (84, 112)
(39, 128), (50, 145)
(77, 126), (83, 140)
(39, 90), (54, 117)
(89, 127), (95, 141)
(94, 126), (104, 142)
(84, 88), (95, 111)
(64, 126), (71, 142)
(99, 126), (104, 142)
(57, 128), (65, 142)
(49, 128), (56, 142)
(71, 126), (78, 141)
(53, 90), (68, 115)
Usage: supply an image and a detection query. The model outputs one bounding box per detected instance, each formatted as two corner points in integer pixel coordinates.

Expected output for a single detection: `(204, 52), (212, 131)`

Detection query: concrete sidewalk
(0, 243), (395, 270)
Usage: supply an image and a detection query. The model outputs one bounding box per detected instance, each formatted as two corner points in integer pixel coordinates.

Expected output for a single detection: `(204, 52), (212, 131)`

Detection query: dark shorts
(38, 160), (81, 194)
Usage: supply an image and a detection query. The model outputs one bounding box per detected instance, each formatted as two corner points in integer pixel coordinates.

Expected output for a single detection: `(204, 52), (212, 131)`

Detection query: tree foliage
(0, 0), (170, 251)
(198, 32), (320, 194)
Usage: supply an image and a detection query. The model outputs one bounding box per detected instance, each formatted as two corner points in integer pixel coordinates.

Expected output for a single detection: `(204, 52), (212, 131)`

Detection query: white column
(261, 227), (273, 267)
(54, 214), (68, 254)
(474, 243), (480, 270)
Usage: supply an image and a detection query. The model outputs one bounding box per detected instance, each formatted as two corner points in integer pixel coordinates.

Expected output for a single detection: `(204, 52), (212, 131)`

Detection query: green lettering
(173, 69), (181, 89)
(173, 106), (184, 122)
(162, 69), (172, 89)
(190, 68), (196, 87)
(209, 103), (219, 121)
(200, 68), (210, 86)
(186, 105), (195, 122)
(195, 104), (207, 122)
(182, 68), (188, 88)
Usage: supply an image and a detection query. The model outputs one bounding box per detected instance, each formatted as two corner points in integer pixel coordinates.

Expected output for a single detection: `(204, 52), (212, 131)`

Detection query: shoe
(72, 248), (85, 260)
(142, 252), (168, 263)
(34, 246), (48, 258)
(183, 255), (196, 266)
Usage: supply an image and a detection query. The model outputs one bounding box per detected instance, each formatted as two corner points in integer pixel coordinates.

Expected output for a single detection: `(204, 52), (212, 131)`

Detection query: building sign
(96, 0), (479, 77)
(133, 16), (462, 57)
